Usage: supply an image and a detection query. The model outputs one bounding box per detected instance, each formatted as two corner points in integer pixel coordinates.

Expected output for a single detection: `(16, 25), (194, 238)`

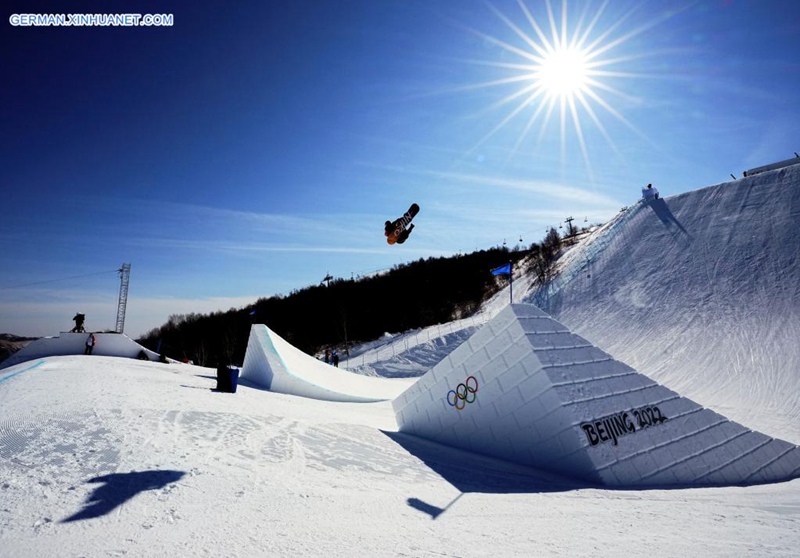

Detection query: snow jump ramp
(241, 324), (415, 403)
(0, 332), (160, 370)
(392, 304), (800, 488)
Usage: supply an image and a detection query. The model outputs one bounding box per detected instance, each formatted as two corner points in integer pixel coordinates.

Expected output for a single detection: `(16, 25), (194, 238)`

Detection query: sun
(536, 46), (590, 101)
(454, 0), (675, 178)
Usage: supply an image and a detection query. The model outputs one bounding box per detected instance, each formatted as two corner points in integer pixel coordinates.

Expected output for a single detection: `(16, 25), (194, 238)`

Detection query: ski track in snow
(2, 356), (800, 556)
(2, 168), (800, 556)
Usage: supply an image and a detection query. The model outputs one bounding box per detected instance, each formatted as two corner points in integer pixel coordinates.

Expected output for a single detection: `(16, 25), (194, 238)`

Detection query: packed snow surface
(1, 165), (799, 556)
(2, 356), (800, 557)
(527, 167), (800, 443)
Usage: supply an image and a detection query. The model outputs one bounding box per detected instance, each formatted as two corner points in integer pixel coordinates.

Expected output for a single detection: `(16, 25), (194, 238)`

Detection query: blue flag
(491, 262), (512, 275)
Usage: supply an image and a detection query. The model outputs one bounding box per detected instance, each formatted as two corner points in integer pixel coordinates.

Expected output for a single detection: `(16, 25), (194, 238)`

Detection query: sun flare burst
(537, 46), (590, 100)
(457, 0), (674, 179)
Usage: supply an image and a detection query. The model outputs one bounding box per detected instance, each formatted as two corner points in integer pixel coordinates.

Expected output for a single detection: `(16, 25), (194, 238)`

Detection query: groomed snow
(0, 332), (160, 370)
(393, 304), (800, 488)
(241, 324), (416, 402)
(1, 164), (799, 556)
(527, 165), (800, 443)
(2, 355), (800, 557)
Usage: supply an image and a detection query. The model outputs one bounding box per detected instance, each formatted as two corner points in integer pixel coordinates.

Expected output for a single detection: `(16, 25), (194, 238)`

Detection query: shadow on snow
(382, 430), (590, 519)
(61, 469), (185, 523)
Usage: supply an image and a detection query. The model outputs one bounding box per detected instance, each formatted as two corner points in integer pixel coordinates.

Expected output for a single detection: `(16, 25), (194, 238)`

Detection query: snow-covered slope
(394, 304), (800, 488)
(240, 324), (415, 402)
(2, 163), (800, 556)
(0, 331), (160, 369)
(349, 165), (800, 450)
(344, 252), (538, 376)
(2, 355), (800, 557)
(525, 166), (800, 442)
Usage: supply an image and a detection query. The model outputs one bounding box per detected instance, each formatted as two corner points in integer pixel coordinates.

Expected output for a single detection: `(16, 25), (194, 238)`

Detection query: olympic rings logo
(446, 376), (479, 411)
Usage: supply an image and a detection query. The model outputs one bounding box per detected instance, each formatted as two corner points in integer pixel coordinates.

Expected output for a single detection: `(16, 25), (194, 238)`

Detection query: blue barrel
(216, 365), (240, 393)
(228, 366), (240, 393)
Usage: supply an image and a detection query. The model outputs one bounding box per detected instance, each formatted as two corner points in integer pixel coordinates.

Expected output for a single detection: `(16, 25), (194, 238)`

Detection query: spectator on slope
(324, 348), (331, 364)
(332, 348), (339, 368)
(642, 183), (660, 201)
(84, 333), (96, 355)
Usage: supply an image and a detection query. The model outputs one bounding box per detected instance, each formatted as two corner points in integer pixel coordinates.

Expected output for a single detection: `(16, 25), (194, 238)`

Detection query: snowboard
(385, 203), (419, 245)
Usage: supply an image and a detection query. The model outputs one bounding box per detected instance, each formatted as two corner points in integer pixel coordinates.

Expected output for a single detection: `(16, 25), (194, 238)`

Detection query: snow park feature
(742, 153), (800, 176)
(240, 324), (415, 402)
(0, 331), (160, 370)
(392, 304), (800, 488)
(2, 164), (800, 556)
(527, 162), (800, 443)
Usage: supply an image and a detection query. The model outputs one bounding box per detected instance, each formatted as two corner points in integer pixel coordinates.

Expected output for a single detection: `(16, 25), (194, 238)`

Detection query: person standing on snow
(84, 333), (96, 355)
(642, 183), (659, 201)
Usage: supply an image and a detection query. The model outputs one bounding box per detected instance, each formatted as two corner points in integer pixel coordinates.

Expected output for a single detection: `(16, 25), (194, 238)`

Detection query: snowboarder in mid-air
(385, 203), (419, 245)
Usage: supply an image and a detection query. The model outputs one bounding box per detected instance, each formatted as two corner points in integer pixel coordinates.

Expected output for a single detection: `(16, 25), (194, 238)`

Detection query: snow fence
(392, 304), (800, 488)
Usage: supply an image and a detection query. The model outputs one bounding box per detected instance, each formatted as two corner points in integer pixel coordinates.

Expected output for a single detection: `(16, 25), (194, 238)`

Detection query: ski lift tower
(115, 263), (131, 334)
(564, 216), (576, 237)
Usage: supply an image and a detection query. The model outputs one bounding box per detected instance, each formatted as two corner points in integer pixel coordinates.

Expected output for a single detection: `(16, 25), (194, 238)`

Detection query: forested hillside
(137, 246), (530, 366)
(0, 334), (37, 364)
(136, 223), (573, 366)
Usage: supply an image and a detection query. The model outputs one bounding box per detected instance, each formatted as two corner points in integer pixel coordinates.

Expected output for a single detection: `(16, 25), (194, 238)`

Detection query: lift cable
(0, 269), (119, 290)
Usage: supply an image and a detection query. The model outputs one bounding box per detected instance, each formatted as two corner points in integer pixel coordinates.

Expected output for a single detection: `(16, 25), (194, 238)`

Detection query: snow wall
(527, 164), (800, 442)
(392, 304), (800, 488)
(0, 332), (160, 370)
(241, 324), (415, 403)
(743, 155), (800, 176)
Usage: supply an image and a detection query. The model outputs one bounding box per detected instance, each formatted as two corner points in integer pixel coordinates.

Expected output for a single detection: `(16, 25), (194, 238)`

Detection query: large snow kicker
(526, 165), (800, 441)
(392, 304), (800, 488)
(240, 324), (415, 403)
(0, 332), (159, 370)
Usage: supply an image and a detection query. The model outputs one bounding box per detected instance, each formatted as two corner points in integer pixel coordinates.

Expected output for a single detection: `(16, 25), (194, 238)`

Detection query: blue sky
(2, 0), (799, 338)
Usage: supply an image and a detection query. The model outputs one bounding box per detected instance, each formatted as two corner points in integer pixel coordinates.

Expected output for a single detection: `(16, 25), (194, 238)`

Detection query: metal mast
(564, 216), (575, 237)
(115, 263), (131, 333)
